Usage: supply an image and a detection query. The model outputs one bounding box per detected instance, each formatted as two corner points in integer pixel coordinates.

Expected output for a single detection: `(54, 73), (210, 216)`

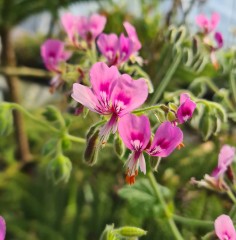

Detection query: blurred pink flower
(196, 12), (220, 34)
(61, 13), (106, 44)
(97, 33), (119, 65)
(176, 93), (196, 124)
(72, 62), (148, 143)
(212, 145), (235, 179)
(97, 33), (133, 66)
(97, 21), (141, 66)
(41, 39), (71, 72)
(214, 214), (236, 240)
(0, 216), (6, 240)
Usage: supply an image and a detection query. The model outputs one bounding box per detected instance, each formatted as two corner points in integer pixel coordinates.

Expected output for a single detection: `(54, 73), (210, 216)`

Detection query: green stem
(9, 103), (59, 133)
(173, 215), (213, 229)
(66, 134), (86, 144)
(147, 171), (184, 240)
(132, 104), (164, 114)
(230, 71), (236, 104)
(227, 189), (236, 204)
(150, 53), (182, 105)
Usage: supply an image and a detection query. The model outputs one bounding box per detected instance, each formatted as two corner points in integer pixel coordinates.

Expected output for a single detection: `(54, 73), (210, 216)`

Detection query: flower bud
(84, 129), (99, 166)
(116, 226), (147, 238)
(113, 135), (125, 158)
(43, 106), (62, 122)
(47, 155), (72, 184)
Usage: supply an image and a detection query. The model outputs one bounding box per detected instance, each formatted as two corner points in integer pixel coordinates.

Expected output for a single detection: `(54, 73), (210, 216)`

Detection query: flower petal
(211, 12), (220, 31)
(71, 83), (99, 113)
(110, 74), (148, 116)
(139, 153), (146, 174)
(61, 13), (77, 42)
(119, 33), (133, 63)
(118, 114), (151, 151)
(147, 122), (183, 157)
(218, 145), (235, 168)
(123, 21), (141, 52)
(0, 216), (6, 240)
(89, 62), (120, 102)
(89, 14), (107, 39)
(214, 32), (223, 49)
(215, 214), (236, 240)
(195, 14), (209, 29)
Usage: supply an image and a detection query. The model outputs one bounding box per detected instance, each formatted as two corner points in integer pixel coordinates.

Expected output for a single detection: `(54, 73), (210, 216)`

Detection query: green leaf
(118, 179), (170, 218)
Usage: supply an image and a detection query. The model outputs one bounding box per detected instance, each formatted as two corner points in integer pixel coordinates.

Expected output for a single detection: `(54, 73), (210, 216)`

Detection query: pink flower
(146, 122), (183, 157)
(123, 21), (141, 52)
(118, 114), (151, 184)
(176, 93), (196, 124)
(72, 62), (148, 142)
(0, 216), (6, 240)
(61, 13), (106, 44)
(97, 33), (133, 66)
(97, 33), (119, 65)
(214, 214), (236, 240)
(97, 21), (141, 66)
(212, 145), (235, 179)
(118, 115), (183, 184)
(196, 12), (220, 34)
(41, 39), (71, 72)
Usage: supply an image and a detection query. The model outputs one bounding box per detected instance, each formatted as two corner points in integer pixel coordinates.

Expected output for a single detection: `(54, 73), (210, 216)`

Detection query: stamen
(177, 142), (185, 150)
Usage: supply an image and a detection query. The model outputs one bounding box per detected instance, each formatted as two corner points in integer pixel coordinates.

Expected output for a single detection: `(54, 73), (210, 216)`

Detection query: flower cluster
(39, 12), (198, 184)
(72, 60), (196, 184)
(195, 12), (223, 69)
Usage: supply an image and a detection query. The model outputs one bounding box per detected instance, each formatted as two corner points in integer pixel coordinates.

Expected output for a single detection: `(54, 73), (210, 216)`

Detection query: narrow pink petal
(89, 14), (107, 39)
(119, 33), (133, 63)
(71, 83), (99, 113)
(118, 114), (151, 151)
(147, 122), (183, 157)
(61, 13), (77, 42)
(211, 12), (220, 31)
(139, 153), (146, 174)
(180, 93), (190, 105)
(214, 32), (223, 49)
(123, 21), (141, 52)
(0, 216), (6, 240)
(215, 215), (236, 240)
(195, 14), (209, 29)
(110, 74), (148, 116)
(89, 62), (120, 100)
(211, 165), (227, 179)
(77, 16), (89, 40)
(218, 145), (235, 168)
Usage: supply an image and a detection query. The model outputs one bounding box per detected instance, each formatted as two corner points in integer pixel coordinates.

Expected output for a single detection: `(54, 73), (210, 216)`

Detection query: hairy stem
(147, 171), (184, 240)
(150, 53), (182, 105)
